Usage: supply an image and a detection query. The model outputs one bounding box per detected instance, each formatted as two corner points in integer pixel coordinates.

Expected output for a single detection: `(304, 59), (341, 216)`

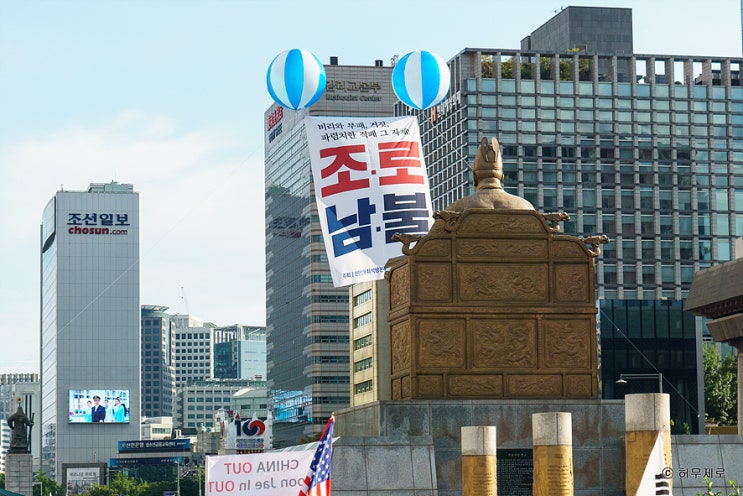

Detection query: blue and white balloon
(392, 50), (450, 110)
(266, 49), (326, 110)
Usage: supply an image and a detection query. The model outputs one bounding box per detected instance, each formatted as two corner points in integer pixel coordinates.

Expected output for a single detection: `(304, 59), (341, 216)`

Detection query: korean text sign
(304, 116), (433, 287)
(206, 451), (313, 496)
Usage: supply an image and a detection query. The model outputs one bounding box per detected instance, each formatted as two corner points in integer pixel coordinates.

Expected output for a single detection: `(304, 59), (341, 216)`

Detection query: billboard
(63, 464), (106, 496)
(69, 389), (130, 423)
(222, 414), (271, 451)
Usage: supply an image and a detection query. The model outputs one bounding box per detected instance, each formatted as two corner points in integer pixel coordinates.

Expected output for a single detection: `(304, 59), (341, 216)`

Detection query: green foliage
(703, 344), (738, 426)
(481, 55), (494, 78)
(696, 476), (742, 496)
(34, 470), (65, 496)
(1, 472), (5, 489)
(298, 432), (322, 444)
(670, 418), (691, 434)
(83, 473), (149, 496)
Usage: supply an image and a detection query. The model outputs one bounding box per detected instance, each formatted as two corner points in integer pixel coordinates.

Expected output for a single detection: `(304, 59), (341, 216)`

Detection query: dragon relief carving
(556, 266), (587, 301)
(391, 323), (411, 373)
(389, 265), (410, 308)
(464, 268), (543, 299)
(450, 375), (503, 396)
(544, 321), (589, 368)
(419, 325), (463, 367)
(418, 266), (450, 300)
(509, 375), (561, 395)
(473, 320), (536, 368)
(458, 240), (546, 258)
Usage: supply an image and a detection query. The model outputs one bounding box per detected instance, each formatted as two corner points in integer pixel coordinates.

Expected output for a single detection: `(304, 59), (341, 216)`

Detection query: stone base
(335, 400), (743, 496)
(5, 452), (33, 496)
(336, 399), (626, 496)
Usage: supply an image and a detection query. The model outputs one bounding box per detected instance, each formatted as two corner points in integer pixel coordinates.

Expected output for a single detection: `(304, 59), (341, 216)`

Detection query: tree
(703, 344), (738, 426)
(84, 473), (148, 496)
(34, 470), (65, 496)
(1, 472), (6, 489)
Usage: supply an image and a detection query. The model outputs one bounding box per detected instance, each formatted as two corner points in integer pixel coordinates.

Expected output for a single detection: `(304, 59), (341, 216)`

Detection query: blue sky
(0, 0), (740, 372)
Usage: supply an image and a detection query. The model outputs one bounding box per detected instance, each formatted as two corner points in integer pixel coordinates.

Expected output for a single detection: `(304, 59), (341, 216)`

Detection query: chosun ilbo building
(40, 182), (140, 479)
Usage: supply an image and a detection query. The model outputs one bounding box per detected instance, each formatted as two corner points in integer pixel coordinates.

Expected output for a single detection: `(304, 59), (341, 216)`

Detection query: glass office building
(40, 183), (140, 478)
(404, 45), (743, 432)
(140, 305), (175, 418)
(264, 60), (396, 441)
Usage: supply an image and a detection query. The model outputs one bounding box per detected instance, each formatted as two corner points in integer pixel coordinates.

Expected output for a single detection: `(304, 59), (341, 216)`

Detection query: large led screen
(69, 390), (130, 423)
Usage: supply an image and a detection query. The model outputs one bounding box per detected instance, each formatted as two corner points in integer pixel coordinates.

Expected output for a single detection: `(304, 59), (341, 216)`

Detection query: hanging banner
(206, 451), (313, 496)
(305, 116), (434, 287)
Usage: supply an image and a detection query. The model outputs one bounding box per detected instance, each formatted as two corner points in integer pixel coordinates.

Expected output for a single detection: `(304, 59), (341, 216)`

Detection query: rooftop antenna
(181, 286), (191, 314)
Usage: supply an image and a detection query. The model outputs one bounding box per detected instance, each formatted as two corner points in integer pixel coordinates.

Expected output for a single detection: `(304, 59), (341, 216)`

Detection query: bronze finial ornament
(445, 137), (535, 212)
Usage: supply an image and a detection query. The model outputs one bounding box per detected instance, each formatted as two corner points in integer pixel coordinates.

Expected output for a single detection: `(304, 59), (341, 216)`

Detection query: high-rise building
(212, 325), (266, 380)
(172, 314), (215, 388)
(173, 378), (265, 430)
(141, 305), (176, 418)
(0, 423), (8, 473)
(349, 280), (389, 406)
(402, 9), (742, 432)
(521, 6), (633, 54)
(40, 182), (140, 478)
(264, 58), (396, 441)
(0, 373), (39, 418)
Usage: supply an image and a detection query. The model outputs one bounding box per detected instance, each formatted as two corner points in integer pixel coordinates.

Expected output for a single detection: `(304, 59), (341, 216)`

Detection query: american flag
(298, 416), (335, 496)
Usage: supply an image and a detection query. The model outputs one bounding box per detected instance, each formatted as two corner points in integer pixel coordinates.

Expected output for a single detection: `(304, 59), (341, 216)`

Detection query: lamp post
(616, 372), (663, 393)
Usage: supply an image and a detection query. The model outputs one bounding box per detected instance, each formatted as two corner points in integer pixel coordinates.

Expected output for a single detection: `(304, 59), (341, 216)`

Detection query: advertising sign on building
(304, 116), (434, 287)
(64, 465), (104, 496)
(222, 413), (272, 452)
(118, 439), (191, 453)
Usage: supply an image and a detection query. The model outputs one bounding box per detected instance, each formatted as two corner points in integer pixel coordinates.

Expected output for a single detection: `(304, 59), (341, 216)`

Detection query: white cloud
(0, 111), (266, 371)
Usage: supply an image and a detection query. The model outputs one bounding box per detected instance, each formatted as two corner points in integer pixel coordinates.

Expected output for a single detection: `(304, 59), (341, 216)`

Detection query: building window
(354, 380), (373, 394)
(353, 290), (372, 306)
(353, 312), (372, 329)
(354, 358), (373, 372)
(354, 335), (372, 350)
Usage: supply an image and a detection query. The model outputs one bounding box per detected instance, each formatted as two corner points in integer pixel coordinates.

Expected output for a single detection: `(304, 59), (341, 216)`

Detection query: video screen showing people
(69, 390), (130, 423)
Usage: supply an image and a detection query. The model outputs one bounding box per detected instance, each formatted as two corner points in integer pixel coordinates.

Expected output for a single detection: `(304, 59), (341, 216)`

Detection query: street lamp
(616, 372), (663, 393)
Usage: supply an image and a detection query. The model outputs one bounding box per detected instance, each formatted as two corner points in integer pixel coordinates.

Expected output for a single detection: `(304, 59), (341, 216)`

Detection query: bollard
(461, 426), (498, 496)
(624, 393), (672, 496)
(532, 412), (574, 496)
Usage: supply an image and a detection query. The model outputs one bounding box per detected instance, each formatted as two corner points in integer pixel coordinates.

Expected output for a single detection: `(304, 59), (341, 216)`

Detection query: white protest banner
(206, 451), (313, 496)
(305, 116), (434, 287)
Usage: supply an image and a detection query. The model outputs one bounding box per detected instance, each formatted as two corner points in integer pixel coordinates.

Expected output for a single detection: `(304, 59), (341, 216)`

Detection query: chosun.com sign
(66, 212), (130, 236)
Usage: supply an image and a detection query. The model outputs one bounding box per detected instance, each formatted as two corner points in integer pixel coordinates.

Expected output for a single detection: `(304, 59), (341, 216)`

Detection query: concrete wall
(333, 437), (437, 496)
(673, 435), (743, 496)
(335, 400), (743, 496)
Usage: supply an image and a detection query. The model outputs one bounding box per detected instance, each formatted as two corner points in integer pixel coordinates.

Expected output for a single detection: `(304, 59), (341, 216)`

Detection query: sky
(0, 0), (740, 372)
